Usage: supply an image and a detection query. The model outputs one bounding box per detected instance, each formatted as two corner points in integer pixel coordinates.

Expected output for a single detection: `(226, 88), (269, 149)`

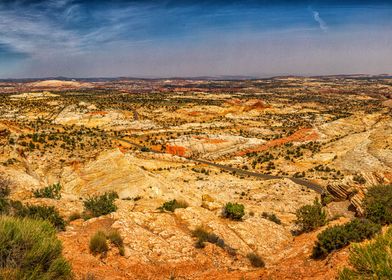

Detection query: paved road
(115, 138), (325, 194)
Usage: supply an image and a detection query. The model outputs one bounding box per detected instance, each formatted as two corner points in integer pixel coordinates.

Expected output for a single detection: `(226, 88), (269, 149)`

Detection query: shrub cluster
(33, 183), (62, 199)
(0, 178), (11, 214)
(223, 202), (245, 220)
(68, 212), (82, 222)
(83, 191), (118, 218)
(295, 199), (326, 233)
(0, 216), (71, 280)
(191, 226), (236, 256)
(89, 230), (125, 256)
(312, 219), (381, 259)
(14, 203), (66, 231)
(89, 231), (109, 255)
(158, 199), (188, 212)
(192, 226), (225, 249)
(261, 212), (281, 225)
(246, 252), (265, 268)
(0, 177), (10, 198)
(311, 185), (392, 259)
(338, 226), (392, 279)
(0, 180), (66, 231)
(363, 184), (392, 225)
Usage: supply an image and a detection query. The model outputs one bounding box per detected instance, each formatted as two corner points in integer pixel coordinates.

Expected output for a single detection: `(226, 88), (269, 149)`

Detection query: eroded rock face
(327, 172), (388, 214)
(2, 78), (391, 279)
(61, 149), (164, 199)
(1, 146), (318, 273)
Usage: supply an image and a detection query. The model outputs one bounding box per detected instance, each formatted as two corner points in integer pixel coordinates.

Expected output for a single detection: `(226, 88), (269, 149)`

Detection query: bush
(83, 191), (118, 218)
(321, 193), (334, 206)
(261, 212), (281, 225)
(295, 199), (326, 233)
(89, 230), (125, 256)
(223, 202), (245, 220)
(0, 216), (72, 280)
(68, 212), (82, 222)
(89, 231), (108, 255)
(338, 226), (392, 280)
(0, 178), (11, 214)
(107, 230), (124, 248)
(312, 219), (381, 259)
(192, 227), (225, 249)
(246, 252), (265, 268)
(140, 146), (150, 152)
(0, 177), (11, 198)
(33, 183), (62, 199)
(158, 199), (188, 212)
(363, 184), (392, 225)
(107, 230), (125, 256)
(15, 204), (66, 231)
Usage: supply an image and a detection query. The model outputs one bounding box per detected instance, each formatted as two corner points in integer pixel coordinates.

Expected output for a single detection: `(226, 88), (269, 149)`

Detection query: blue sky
(0, 0), (391, 78)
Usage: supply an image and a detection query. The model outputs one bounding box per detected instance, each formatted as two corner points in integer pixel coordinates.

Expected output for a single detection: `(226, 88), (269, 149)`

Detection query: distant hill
(0, 74), (391, 83)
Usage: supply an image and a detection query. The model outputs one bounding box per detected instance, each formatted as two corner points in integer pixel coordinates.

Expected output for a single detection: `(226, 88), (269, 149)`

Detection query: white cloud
(312, 10), (328, 32)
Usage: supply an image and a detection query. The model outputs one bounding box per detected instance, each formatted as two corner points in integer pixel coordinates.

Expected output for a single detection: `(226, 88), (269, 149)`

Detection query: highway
(115, 138), (325, 194)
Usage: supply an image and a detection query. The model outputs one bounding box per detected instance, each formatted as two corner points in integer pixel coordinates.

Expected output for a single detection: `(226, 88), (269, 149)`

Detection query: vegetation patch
(261, 212), (281, 225)
(158, 199), (188, 212)
(0, 178), (11, 214)
(68, 212), (82, 222)
(0, 216), (71, 280)
(223, 202), (245, 220)
(295, 199), (326, 233)
(192, 226), (225, 249)
(363, 184), (392, 225)
(89, 231), (109, 255)
(312, 219), (381, 259)
(191, 226), (236, 255)
(339, 226), (392, 280)
(83, 191), (119, 218)
(89, 230), (125, 256)
(33, 183), (62, 199)
(14, 203), (66, 231)
(246, 252), (265, 268)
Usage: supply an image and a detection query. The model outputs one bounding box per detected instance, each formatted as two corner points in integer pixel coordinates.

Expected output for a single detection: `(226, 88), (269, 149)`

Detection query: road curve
(115, 138), (325, 194)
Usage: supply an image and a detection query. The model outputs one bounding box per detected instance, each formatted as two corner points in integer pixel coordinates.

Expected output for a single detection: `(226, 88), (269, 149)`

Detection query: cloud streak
(312, 10), (328, 31)
(0, 1), (391, 78)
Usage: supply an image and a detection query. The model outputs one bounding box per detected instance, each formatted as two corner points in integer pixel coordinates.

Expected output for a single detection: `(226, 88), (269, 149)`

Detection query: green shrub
(0, 216), (72, 280)
(33, 183), (62, 199)
(338, 226), (392, 280)
(118, 246), (125, 256)
(83, 192), (118, 218)
(89, 230), (125, 256)
(89, 231), (108, 255)
(363, 184), (392, 225)
(261, 212), (281, 225)
(15, 204), (66, 231)
(312, 219), (381, 259)
(140, 146), (150, 152)
(353, 174), (366, 184)
(192, 226), (225, 249)
(68, 212), (82, 222)
(0, 178), (11, 214)
(321, 193), (334, 206)
(295, 199), (326, 233)
(0, 198), (8, 214)
(223, 202), (245, 220)
(0, 177), (11, 198)
(158, 199), (188, 212)
(107, 230), (124, 248)
(246, 252), (265, 268)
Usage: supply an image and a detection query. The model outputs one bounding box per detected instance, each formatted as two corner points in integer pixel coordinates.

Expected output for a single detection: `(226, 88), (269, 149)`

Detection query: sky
(0, 0), (391, 78)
